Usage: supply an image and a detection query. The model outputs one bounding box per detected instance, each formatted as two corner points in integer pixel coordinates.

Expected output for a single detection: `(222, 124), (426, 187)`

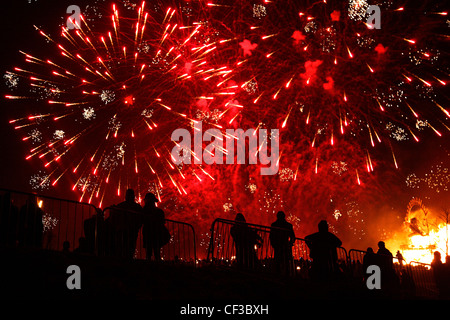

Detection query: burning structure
(386, 198), (449, 265)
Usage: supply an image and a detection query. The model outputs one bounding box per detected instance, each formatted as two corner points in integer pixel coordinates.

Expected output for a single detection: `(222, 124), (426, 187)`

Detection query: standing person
(305, 220), (342, 281)
(18, 194), (44, 248)
(230, 213), (262, 269)
(111, 189), (143, 259)
(269, 211), (296, 275)
(142, 193), (170, 261)
(376, 241), (398, 289)
(376, 241), (394, 272)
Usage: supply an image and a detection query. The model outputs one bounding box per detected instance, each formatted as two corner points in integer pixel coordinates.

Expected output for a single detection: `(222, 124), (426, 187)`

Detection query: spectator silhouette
(110, 189), (143, 259)
(83, 208), (104, 255)
(363, 247), (377, 280)
(142, 192), (170, 261)
(396, 250), (405, 267)
(431, 251), (447, 297)
(0, 192), (19, 246)
(18, 194), (44, 248)
(74, 237), (88, 253)
(230, 213), (262, 269)
(62, 240), (70, 253)
(305, 220), (342, 280)
(269, 211), (295, 275)
(376, 241), (397, 289)
(376, 241), (393, 270)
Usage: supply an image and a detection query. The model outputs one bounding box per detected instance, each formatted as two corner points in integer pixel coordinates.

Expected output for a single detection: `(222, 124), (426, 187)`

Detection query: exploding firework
(206, 0), (449, 183)
(6, 1), (238, 206)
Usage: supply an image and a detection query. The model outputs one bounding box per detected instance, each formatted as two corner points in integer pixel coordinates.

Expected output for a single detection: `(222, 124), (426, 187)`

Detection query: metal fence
(348, 249), (441, 298)
(207, 218), (348, 277)
(101, 206), (197, 264)
(0, 188), (197, 264)
(0, 188), (98, 252)
(407, 261), (439, 298)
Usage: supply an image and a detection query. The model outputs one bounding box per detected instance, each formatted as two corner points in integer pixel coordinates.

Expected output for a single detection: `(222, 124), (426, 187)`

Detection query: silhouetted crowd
(230, 211), (343, 279)
(1, 189), (450, 298)
(0, 189), (170, 262)
(81, 189), (170, 261)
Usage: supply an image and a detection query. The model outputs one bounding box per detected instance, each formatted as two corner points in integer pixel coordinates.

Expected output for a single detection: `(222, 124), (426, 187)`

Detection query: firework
(6, 1), (236, 205)
(207, 0), (449, 182)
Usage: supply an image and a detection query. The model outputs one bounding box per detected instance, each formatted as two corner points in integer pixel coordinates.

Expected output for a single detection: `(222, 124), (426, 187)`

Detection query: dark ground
(0, 246), (421, 302)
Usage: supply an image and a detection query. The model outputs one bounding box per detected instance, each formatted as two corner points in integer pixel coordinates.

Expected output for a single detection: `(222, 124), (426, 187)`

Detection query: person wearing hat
(142, 192), (170, 261)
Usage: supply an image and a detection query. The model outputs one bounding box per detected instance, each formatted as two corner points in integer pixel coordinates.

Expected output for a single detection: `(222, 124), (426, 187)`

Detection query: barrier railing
(347, 249), (440, 298)
(0, 188), (98, 252)
(101, 206), (197, 264)
(0, 188), (197, 265)
(408, 261), (439, 298)
(207, 218), (348, 277)
(207, 218), (295, 273)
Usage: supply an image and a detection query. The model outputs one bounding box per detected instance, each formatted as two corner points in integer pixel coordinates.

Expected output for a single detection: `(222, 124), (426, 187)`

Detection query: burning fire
(399, 224), (449, 264)
(385, 198), (449, 265)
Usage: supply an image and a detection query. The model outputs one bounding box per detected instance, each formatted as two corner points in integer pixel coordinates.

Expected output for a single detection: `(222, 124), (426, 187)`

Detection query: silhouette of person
(269, 211), (295, 275)
(396, 250), (405, 267)
(0, 192), (19, 246)
(111, 189), (143, 259)
(376, 241), (396, 288)
(142, 192), (169, 261)
(83, 208), (104, 255)
(376, 241), (393, 269)
(431, 251), (447, 297)
(18, 194), (44, 248)
(305, 220), (342, 280)
(431, 250), (443, 268)
(230, 213), (262, 269)
(62, 240), (70, 253)
(362, 247), (378, 282)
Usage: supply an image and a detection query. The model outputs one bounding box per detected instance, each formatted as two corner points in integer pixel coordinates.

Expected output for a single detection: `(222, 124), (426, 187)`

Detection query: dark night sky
(0, 0), (448, 220)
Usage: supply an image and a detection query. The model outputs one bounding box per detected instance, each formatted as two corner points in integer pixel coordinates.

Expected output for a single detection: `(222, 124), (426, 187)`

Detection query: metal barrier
(207, 218), (294, 274)
(0, 188), (197, 265)
(407, 261), (439, 298)
(101, 206), (197, 264)
(0, 188), (98, 252)
(347, 249), (440, 298)
(207, 218), (348, 277)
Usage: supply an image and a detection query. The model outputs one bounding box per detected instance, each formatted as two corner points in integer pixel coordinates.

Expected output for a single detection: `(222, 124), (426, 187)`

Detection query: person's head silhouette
(276, 211), (285, 220)
(144, 192), (159, 206)
(125, 189), (135, 203)
(318, 220), (328, 232)
(434, 251), (442, 261)
(235, 213), (246, 223)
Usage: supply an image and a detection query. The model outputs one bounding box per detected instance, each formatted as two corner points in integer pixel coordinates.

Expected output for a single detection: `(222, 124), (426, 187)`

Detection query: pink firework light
(6, 1), (239, 207)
